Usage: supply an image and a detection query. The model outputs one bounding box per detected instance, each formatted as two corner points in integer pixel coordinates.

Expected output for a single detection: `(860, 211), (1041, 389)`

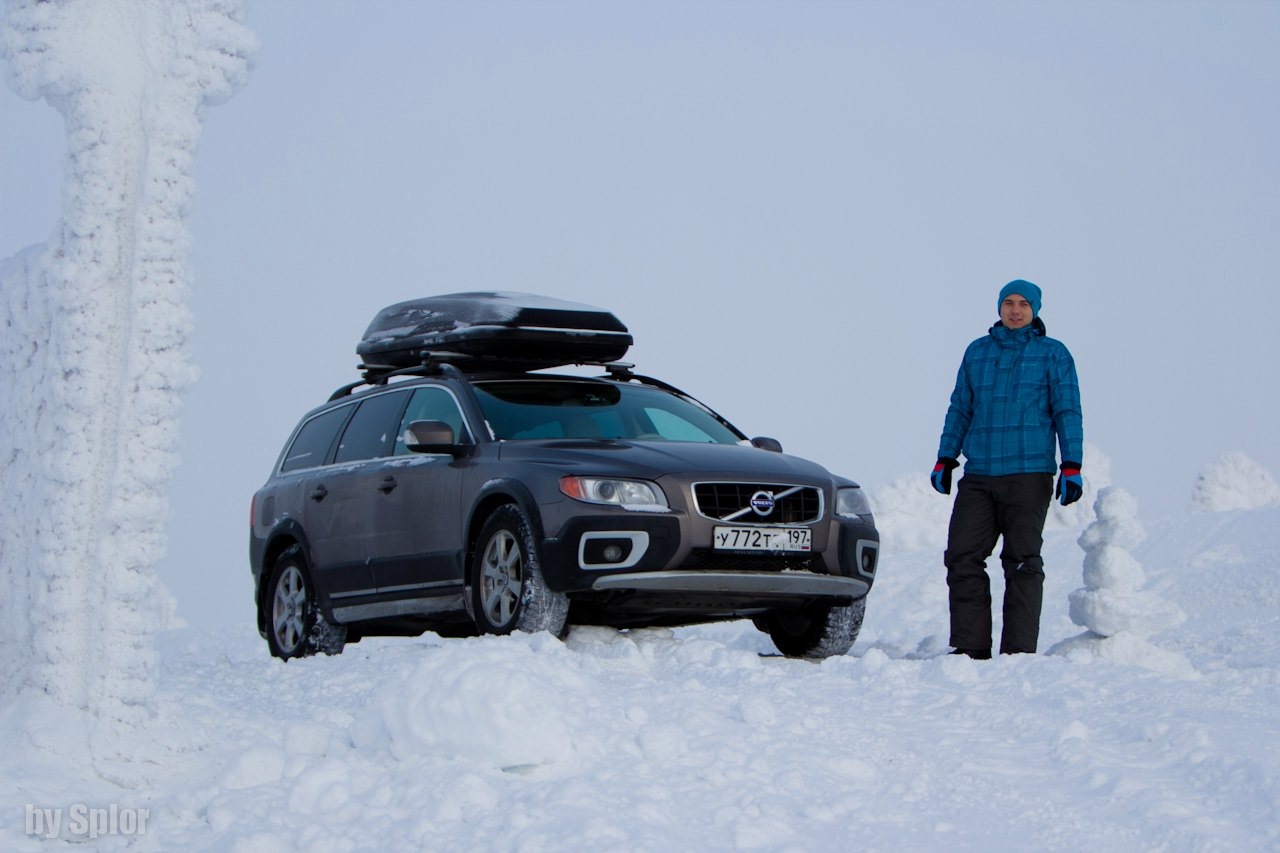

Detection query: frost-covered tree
(1190, 451), (1280, 513)
(0, 0), (254, 744)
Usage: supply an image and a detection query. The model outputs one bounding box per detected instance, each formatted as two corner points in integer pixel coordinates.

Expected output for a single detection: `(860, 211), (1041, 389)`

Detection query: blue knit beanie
(998, 280), (1041, 317)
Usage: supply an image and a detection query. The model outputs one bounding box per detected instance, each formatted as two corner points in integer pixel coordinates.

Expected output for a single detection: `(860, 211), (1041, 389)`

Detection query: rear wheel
(265, 545), (347, 659)
(470, 505), (568, 636)
(760, 597), (865, 660)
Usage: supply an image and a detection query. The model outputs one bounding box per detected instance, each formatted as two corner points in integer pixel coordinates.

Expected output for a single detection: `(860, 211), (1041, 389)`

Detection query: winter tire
(761, 596), (866, 660)
(470, 504), (569, 636)
(265, 545), (347, 660)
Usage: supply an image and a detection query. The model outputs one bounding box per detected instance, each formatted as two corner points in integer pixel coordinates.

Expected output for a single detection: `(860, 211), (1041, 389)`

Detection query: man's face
(1000, 294), (1034, 329)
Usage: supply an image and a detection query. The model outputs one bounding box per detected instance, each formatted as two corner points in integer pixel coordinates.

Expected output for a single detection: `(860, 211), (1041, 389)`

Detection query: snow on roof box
(356, 291), (633, 372)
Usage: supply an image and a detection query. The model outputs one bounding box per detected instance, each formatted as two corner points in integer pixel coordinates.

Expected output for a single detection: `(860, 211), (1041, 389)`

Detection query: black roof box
(356, 292), (632, 373)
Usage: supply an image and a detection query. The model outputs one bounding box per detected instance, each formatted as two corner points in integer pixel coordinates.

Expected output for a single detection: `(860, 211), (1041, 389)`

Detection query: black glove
(1056, 462), (1083, 506)
(930, 457), (959, 495)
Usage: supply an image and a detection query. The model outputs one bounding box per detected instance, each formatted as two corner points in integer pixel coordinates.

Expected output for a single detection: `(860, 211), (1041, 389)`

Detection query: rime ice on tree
(1049, 486), (1193, 677)
(1191, 451), (1280, 513)
(0, 0), (254, 779)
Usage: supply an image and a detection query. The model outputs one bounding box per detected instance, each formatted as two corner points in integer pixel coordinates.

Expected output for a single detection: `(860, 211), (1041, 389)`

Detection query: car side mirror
(403, 420), (464, 456)
(751, 436), (783, 453)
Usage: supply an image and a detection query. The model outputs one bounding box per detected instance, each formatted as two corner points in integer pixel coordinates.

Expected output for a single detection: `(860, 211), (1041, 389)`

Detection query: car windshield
(471, 379), (745, 444)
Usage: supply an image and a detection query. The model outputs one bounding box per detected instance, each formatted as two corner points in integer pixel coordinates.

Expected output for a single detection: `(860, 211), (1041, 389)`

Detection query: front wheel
(470, 505), (569, 636)
(759, 597), (866, 660)
(264, 545), (347, 660)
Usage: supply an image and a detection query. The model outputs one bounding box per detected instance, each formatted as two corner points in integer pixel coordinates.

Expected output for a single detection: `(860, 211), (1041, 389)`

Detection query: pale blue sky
(3, 0), (1277, 626)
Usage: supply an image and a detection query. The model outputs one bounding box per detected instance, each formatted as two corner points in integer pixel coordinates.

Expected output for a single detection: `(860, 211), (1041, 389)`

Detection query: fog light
(583, 537), (633, 565)
(855, 539), (878, 578)
(578, 531), (649, 570)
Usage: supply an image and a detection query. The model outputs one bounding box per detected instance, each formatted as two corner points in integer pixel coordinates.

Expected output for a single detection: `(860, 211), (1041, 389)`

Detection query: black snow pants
(944, 472), (1053, 654)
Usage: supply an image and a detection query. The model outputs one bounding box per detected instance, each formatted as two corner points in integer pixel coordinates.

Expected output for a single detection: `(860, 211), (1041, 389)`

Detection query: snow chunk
(866, 473), (951, 553)
(1051, 632), (1198, 679)
(1067, 587), (1185, 638)
(1190, 451), (1280, 513)
(1081, 544), (1146, 593)
(352, 636), (586, 769)
(221, 744), (286, 790)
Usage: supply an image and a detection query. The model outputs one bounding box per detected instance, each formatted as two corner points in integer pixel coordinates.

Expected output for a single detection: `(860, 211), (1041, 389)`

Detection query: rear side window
(280, 407), (349, 473)
(334, 391), (408, 463)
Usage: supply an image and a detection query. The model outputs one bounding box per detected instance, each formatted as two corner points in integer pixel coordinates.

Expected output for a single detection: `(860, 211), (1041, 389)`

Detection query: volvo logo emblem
(749, 490), (776, 516)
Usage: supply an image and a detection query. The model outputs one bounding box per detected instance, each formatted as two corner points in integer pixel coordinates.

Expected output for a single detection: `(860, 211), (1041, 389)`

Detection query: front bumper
(542, 510), (878, 588)
(591, 570), (869, 600)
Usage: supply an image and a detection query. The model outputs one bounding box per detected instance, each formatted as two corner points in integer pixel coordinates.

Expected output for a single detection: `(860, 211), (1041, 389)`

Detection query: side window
(394, 386), (469, 455)
(281, 407), (350, 473)
(334, 391), (408, 463)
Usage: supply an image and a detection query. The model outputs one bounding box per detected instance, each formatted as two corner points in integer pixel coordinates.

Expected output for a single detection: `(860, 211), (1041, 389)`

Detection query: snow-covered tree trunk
(0, 0), (254, 736)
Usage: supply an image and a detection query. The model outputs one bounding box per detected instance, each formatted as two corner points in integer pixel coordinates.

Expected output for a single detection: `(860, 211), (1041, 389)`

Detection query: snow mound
(1190, 451), (1280, 513)
(351, 634), (587, 769)
(866, 473), (951, 553)
(1050, 631), (1197, 679)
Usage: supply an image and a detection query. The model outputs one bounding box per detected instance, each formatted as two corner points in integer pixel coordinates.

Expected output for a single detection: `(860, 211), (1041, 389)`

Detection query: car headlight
(560, 476), (668, 508)
(836, 487), (872, 518)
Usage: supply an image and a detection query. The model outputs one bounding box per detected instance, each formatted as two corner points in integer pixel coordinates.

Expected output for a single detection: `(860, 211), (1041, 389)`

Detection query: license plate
(713, 526), (811, 552)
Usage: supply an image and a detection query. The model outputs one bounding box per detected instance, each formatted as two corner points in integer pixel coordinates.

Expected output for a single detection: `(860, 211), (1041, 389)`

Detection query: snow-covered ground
(2, 491), (1277, 851)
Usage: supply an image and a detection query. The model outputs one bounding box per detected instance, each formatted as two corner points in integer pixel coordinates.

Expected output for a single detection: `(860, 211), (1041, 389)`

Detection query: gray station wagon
(249, 294), (880, 660)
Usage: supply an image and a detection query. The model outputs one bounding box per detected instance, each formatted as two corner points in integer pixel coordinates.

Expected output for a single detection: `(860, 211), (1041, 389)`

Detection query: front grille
(693, 482), (822, 524)
(683, 549), (824, 573)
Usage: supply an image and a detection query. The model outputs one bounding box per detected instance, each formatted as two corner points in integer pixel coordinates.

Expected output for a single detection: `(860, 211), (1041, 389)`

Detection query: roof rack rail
(327, 355), (468, 401)
(600, 364), (687, 396)
(326, 355), (645, 402)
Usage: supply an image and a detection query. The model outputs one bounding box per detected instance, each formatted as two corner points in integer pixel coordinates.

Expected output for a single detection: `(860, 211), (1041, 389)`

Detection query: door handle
(378, 476), (397, 494)
(310, 484), (328, 501)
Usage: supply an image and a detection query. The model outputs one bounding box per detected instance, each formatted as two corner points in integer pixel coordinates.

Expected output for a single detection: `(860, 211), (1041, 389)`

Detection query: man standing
(931, 280), (1083, 658)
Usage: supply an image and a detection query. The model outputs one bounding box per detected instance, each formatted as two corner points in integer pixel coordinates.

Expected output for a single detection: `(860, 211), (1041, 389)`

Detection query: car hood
(494, 439), (842, 484)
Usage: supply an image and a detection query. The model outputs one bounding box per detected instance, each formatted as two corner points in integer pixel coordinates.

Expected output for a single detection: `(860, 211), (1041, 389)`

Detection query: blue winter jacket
(938, 318), (1083, 476)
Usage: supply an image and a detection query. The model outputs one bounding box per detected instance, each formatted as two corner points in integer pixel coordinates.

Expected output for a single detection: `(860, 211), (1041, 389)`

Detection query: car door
(369, 384), (471, 595)
(303, 389), (409, 599)
(276, 403), (371, 600)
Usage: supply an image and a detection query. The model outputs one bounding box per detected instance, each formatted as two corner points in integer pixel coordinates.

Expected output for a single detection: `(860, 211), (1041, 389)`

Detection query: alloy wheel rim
(272, 565), (307, 652)
(480, 529), (522, 627)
